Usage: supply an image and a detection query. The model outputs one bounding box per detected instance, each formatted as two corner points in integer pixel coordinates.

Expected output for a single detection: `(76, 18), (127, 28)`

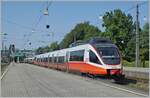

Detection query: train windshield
(96, 47), (120, 65)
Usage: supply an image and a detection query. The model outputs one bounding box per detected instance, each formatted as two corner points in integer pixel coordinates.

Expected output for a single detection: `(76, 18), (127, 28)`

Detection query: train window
(49, 57), (52, 63)
(70, 50), (84, 61)
(58, 56), (65, 63)
(89, 50), (101, 64)
(96, 47), (120, 65)
(54, 57), (57, 63)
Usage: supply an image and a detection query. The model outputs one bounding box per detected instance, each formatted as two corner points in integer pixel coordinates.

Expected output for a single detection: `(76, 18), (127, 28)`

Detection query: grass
(122, 60), (149, 91)
(128, 80), (149, 92)
(122, 60), (149, 68)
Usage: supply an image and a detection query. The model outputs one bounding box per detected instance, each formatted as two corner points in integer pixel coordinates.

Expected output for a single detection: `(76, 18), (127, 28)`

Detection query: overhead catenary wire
(3, 19), (48, 33)
(124, 1), (147, 13)
(91, 1), (147, 31)
(24, 1), (53, 49)
(33, 0), (53, 30)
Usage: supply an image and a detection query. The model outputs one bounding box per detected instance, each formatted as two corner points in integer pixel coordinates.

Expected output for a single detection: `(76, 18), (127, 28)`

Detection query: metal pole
(135, 4), (140, 67)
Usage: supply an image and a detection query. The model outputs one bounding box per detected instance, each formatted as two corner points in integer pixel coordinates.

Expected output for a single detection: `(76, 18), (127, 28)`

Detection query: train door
(65, 51), (69, 72)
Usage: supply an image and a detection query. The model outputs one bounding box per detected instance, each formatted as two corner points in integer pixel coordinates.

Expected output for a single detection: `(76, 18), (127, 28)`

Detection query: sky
(1, 0), (149, 50)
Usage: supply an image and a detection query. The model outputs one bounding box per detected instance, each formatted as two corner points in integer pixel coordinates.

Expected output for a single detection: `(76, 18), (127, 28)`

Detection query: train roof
(69, 37), (113, 47)
(34, 38), (116, 58)
(88, 37), (113, 44)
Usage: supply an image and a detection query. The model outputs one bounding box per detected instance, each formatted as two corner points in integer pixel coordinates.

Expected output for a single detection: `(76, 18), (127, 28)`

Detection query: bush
(122, 60), (149, 68)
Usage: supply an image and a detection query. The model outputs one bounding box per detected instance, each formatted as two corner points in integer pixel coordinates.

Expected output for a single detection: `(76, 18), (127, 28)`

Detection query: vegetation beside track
(123, 60), (149, 68)
(127, 77), (149, 92)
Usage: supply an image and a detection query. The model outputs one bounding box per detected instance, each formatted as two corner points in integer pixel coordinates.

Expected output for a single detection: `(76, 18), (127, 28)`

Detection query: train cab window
(89, 50), (101, 64)
(70, 50), (84, 61)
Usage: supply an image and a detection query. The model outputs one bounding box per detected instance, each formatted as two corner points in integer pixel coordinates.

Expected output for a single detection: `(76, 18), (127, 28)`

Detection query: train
(25, 38), (125, 82)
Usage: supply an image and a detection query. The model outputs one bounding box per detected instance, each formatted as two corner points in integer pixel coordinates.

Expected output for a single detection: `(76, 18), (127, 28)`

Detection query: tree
(59, 22), (101, 49)
(49, 41), (59, 51)
(35, 47), (46, 54)
(102, 9), (134, 59)
(140, 23), (149, 67)
(35, 41), (59, 54)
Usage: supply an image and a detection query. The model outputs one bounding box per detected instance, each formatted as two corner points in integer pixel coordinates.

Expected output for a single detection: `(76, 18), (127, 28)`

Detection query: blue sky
(1, 0), (149, 50)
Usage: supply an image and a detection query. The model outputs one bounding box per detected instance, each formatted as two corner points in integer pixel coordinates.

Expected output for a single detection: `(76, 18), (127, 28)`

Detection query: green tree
(35, 46), (50, 54)
(59, 22), (101, 49)
(102, 9), (134, 59)
(49, 41), (59, 51)
(35, 41), (59, 54)
(140, 23), (149, 67)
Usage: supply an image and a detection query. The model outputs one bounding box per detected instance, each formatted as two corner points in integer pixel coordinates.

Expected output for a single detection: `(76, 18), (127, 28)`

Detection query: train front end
(95, 44), (123, 76)
(89, 38), (124, 81)
(95, 44), (125, 82)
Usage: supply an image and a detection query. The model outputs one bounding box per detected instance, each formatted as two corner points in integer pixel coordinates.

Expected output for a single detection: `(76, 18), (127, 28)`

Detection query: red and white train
(26, 38), (124, 80)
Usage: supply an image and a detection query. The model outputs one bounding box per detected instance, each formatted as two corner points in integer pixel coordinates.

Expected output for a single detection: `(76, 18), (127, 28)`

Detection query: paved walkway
(1, 63), (148, 97)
